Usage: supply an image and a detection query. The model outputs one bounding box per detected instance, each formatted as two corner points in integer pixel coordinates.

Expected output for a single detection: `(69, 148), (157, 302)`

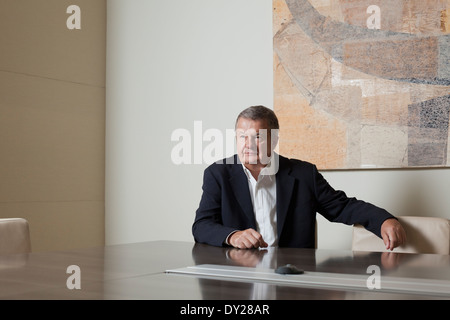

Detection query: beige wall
(0, 0), (106, 252)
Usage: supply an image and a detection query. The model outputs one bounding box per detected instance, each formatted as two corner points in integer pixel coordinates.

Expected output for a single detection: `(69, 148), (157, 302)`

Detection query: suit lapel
(276, 156), (295, 240)
(227, 154), (296, 235)
(229, 156), (256, 228)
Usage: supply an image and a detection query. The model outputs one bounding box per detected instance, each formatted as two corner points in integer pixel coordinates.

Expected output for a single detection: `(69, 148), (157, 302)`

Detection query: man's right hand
(228, 228), (268, 249)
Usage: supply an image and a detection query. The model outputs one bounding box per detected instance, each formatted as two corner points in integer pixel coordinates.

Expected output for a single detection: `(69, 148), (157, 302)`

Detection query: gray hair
(235, 106), (279, 130)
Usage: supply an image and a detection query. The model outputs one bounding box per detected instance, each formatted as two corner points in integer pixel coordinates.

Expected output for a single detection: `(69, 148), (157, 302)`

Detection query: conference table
(1, 240), (449, 304)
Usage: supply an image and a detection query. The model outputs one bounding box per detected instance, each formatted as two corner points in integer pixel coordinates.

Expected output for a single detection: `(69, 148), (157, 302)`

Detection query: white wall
(106, 0), (450, 250)
(318, 169), (450, 249)
(106, 0), (273, 245)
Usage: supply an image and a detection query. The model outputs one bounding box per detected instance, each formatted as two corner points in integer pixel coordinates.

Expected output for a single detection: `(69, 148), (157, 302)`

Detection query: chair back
(352, 216), (450, 254)
(0, 218), (31, 255)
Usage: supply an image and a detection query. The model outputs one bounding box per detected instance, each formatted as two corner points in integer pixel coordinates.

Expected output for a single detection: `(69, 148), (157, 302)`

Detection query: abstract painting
(273, 0), (450, 169)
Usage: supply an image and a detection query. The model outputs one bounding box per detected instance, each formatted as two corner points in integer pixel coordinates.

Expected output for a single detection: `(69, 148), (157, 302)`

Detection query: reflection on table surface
(192, 242), (450, 278)
(0, 241), (449, 300)
(190, 243), (450, 300)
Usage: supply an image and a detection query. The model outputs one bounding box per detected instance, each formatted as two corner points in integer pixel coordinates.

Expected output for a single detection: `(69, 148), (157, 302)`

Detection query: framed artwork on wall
(273, 0), (450, 169)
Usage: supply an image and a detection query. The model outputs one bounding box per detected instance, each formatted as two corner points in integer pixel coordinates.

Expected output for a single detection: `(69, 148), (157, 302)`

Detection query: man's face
(235, 117), (277, 166)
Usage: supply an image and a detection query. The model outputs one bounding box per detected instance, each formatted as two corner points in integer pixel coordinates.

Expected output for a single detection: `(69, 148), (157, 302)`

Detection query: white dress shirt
(242, 163), (278, 247)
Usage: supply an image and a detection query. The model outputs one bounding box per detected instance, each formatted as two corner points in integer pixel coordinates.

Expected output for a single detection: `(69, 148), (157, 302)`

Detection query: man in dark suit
(192, 106), (406, 250)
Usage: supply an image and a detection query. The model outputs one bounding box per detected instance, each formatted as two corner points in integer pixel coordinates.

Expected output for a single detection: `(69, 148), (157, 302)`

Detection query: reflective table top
(0, 241), (449, 300)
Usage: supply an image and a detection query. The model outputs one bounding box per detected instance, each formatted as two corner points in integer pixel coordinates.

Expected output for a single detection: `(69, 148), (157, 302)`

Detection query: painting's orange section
(274, 54), (347, 169)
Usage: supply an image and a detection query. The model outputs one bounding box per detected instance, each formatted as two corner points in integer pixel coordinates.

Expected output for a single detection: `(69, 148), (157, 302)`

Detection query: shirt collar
(241, 154), (278, 180)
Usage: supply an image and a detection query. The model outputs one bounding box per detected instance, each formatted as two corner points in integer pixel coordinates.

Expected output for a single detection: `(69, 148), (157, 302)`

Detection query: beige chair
(0, 218), (31, 255)
(352, 216), (450, 255)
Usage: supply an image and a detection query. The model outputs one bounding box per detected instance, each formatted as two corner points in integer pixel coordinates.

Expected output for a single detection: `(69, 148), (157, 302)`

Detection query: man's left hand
(381, 218), (407, 251)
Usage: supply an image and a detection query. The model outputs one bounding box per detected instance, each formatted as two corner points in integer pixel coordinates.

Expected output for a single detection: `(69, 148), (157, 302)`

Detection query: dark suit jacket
(192, 154), (394, 248)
